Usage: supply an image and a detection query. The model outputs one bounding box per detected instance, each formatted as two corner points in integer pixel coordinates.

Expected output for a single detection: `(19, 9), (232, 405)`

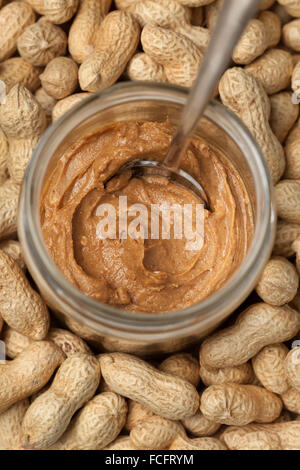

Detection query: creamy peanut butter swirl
(41, 121), (253, 313)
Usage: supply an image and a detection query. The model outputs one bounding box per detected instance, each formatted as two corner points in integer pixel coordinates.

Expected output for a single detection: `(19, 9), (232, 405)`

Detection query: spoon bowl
(115, 160), (209, 208)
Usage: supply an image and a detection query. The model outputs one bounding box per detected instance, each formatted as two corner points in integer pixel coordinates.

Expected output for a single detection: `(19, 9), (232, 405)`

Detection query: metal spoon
(118, 0), (261, 208)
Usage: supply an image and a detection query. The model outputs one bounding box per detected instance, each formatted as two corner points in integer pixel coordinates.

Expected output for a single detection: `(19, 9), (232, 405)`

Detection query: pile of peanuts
(1, 0), (300, 451)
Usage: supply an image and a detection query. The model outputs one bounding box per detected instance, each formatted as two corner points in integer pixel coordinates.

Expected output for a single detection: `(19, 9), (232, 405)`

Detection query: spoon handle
(163, 0), (261, 169)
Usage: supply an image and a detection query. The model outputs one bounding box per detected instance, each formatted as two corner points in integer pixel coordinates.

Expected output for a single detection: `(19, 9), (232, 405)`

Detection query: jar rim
(19, 81), (275, 335)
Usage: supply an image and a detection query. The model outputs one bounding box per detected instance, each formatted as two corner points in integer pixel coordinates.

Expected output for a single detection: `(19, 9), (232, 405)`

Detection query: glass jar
(18, 82), (275, 355)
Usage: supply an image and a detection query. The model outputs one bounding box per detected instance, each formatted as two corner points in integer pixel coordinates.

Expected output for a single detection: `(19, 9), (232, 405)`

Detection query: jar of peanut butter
(18, 82), (275, 355)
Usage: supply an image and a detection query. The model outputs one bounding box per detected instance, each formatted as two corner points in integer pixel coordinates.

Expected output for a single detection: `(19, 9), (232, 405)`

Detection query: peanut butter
(41, 121), (253, 313)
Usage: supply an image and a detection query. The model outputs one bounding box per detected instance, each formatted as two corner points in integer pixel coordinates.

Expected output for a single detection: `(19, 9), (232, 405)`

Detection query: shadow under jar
(18, 82), (275, 355)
